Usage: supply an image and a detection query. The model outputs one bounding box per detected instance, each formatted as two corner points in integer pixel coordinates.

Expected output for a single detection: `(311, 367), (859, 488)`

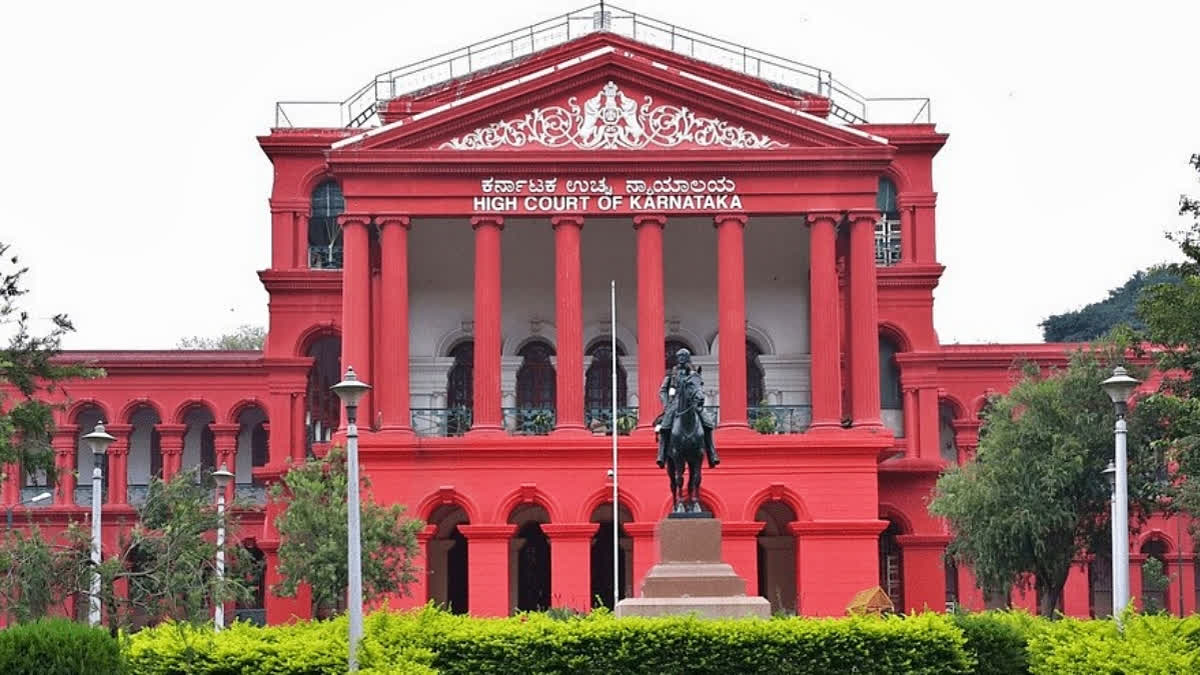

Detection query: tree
(930, 345), (1162, 617)
(177, 324), (265, 350)
(271, 448), (421, 615)
(1040, 267), (1180, 342)
(1, 242), (102, 484)
(0, 523), (91, 623)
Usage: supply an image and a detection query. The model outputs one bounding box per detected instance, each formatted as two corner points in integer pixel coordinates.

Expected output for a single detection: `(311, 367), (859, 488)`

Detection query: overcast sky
(2, 0), (1197, 350)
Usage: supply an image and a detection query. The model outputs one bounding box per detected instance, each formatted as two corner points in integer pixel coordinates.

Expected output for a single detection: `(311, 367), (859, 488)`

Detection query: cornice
(876, 263), (944, 290)
(258, 269), (343, 294)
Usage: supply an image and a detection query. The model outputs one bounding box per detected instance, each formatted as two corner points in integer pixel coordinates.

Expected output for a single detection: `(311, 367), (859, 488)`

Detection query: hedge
(951, 611), (1036, 675)
(1026, 612), (1200, 675)
(0, 618), (123, 675)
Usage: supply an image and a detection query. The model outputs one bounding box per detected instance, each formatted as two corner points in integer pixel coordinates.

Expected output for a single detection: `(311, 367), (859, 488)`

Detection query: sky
(1, 0), (1197, 349)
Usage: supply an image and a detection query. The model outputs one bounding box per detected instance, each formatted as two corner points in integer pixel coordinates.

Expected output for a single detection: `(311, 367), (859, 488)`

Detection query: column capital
(804, 210), (842, 227)
(895, 534), (952, 550)
(633, 214), (666, 229)
(106, 424), (132, 456)
(846, 209), (881, 225)
(457, 524), (517, 540)
(541, 522), (600, 540)
(268, 198), (309, 213)
(721, 520), (765, 538)
(789, 519), (888, 538)
(52, 425), (79, 452)
(896, 192), (937, 208)
(376, 214), (412, 229)
(550, 215), (584, 229)
(470, 215), (505, 230)
(336, 213), (372, 228)
(416, 523), (438, 544)
(712, 213), (748, 228)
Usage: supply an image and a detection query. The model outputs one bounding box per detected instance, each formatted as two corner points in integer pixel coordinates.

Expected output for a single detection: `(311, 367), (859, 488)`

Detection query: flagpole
(611, 279), (619, 611)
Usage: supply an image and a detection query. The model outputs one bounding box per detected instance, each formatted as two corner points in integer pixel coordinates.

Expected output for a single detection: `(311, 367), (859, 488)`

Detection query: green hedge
(951, 611), (1038, 675)
(0, 618), (123, 675)
(1027, 613), (1200, 675)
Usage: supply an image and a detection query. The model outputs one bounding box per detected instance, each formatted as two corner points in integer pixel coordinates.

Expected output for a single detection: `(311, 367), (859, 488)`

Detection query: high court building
(7, 6), (1196, 622)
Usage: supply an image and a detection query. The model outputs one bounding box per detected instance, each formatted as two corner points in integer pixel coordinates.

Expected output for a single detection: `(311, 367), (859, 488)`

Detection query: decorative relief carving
(441, 81), (787, 150)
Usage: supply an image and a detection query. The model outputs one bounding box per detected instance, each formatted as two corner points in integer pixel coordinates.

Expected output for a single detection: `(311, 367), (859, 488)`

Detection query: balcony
(748, 405), (812, 434)
(411, 407), (472, 437)
(502, 408), (556, 435)
(405, 405), (812, 437)
(584, 408), (639, 435)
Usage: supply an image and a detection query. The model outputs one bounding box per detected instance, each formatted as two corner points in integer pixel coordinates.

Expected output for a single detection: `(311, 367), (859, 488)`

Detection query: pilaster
(52, 426), (78, 507)
(791, 520), (887, 616)
(721, 520), (764, 596)
(105, 424), (132, 505)
(623, 521), (659, 597)
(458, 524), (517, 615)
(542, 522), (599, 611)
(895, 534), (950, 613)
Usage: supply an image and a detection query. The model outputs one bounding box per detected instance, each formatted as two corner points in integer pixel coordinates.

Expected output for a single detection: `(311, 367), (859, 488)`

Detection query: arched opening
(127, 405), (162, 504)
(73, 405), (108, 505)
(305, 335), (341, 449)
(508, 504), (551, 612)
(236, 406), (269, 497)
(445, 341), (474, 435)
(939, 402), (959, 464)
(875, 177), (901, 266)
(1140, 539), (1170, 613)
(235, 545), (267, 626)
(755, 500), (797, 614)
(1089, 551), (1113, 617)
(879, 336), (904, 438)
(665, 338), (693, 370)
(746, 340), (765, 407)
(584, 341), (628, 432)
(878, 519), (905, 612)
(181, 405), (216, 479)
(945, 558), (959, 611)
(589, 502), (633, 609)
(308, 180), (344, 269)
(514, 340), (556, 434)
(427, 504), (469, 614)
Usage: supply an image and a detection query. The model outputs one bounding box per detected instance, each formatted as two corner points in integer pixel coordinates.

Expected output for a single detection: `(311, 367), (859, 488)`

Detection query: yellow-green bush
(1027, 612), (1200, 675)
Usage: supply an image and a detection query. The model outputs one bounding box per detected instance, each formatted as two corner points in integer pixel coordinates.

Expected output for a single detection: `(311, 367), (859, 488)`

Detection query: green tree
(1040, 267), (1180, 342)
(0, 523), (91, 623)
(930, 345), (1162, 617)
(271, 448), (420, 616)
(177, 324), (266, 350)
(1, 242), (102, 484)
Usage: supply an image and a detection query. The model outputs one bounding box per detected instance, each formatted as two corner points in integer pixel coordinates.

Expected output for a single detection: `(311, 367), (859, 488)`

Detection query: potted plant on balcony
(751, 402), (778, 435)
(616, 411), (638, 435)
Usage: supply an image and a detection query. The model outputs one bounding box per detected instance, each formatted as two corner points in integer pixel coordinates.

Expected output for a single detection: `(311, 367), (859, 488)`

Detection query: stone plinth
(615, 517), (770, 618)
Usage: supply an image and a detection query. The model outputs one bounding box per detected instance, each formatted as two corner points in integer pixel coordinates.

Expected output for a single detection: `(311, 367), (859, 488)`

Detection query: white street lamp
(212, 464), (234, 631)
(1101, 365), (1139, 620)
(6, 490), (51, 530)
(331, 366), (370, 672)
(82, 422), (115, 627)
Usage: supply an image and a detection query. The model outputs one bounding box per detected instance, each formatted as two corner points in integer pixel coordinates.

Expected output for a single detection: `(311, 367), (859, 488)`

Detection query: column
(470, 216), (504, 434)
(458, 524), (516, 616)
(542, 523), (599, 611)
(634, 215), (666, 431)
(791, 520), (887, 616)
(295, 213), (310, 268)
(156, 424), (187, 481)
(290, 391), (307, 464)
(338, 214), (373, 428)
(378, 215), (414, 432)
(895, 534), (950, 612)
(917, 387), (940, 460)
(897, 199), (915, 264)
(552, 216), (587, 434)
(806, 212), (842, 430)
(1129, 554), (1144, 611)
(1170, 554), (1196, 615)
(261, 541), (312, 623)
(1062, 560), (1091, 617)
(848, 209), (884, 429)
(623, 522), (658, 597)
(269, 200), (298, 270)
(715, 214), (750, 430)
(721, 521), (764, 596)
(902, 387), (918, 456)
(105, 424), (131, 506)
(212, 423), (239, 502)
(52, 426), (78, 507)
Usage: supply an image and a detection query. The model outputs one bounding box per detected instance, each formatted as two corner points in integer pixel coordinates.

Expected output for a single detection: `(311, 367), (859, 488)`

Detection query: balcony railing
(503, 407), (556, 435)
(308, 245), (343, 270)
(875, 217), (902, 267)
(584, 407), (639, 435)
(74, 485), (107, 507)
(236, 483), (268, 506)
(412, 407), (472, 437)
(748, 405), (811, 434)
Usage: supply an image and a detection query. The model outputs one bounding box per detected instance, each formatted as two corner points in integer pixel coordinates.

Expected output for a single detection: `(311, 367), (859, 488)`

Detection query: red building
(5, 7), (1195, 622)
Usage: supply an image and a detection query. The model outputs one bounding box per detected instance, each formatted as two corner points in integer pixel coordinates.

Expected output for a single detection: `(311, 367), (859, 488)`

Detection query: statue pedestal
(615, 516), (770, 619)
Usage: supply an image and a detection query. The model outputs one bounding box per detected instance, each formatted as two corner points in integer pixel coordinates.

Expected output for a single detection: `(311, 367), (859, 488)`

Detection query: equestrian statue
(655, 348), (719, 514)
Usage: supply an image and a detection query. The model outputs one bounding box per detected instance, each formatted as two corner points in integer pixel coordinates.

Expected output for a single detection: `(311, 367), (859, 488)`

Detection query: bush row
(0, 619), (123, 675)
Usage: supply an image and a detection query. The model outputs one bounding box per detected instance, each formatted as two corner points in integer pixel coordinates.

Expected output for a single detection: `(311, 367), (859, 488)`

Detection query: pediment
(334, 41), (887, 153)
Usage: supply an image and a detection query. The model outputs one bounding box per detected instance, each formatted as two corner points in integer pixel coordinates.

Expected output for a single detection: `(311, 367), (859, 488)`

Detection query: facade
(4, 7), (1196, 622)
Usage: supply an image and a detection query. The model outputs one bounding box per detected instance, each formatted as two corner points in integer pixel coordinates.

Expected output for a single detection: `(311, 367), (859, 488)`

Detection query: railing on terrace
(275, 4), (929, 129)
(503, 407), (556, 435)
(412, 407), (472, 437)
(748, 405), (811, 434)
(584, 407), (639, 435)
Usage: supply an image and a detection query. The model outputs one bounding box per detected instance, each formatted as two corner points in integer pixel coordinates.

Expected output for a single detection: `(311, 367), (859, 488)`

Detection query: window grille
(875, 217), (902, 266)
(309, 181), (345, 269)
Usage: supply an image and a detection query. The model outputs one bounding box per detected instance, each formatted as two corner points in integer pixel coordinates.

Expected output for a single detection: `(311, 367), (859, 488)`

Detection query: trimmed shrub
(1027, 612), (1200, 675)
(0, 618), (123, 675)
(951, 611), (1034, 675)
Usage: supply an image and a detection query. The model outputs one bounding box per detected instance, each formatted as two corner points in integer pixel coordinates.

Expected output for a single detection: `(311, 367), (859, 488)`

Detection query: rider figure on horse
(655, 348), (719, 469)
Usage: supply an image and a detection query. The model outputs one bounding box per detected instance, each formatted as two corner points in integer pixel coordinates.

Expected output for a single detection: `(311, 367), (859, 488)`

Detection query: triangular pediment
(333, 37), (887, 153)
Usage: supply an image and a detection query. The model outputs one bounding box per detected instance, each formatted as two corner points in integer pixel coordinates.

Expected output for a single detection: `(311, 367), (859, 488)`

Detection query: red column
(542, 523), (599, 611)
(261, 541), (312, 623)
(806, 212), (842, 430)
(1172, 554), (1196, 615)
(715, 214), (750, 430)
(1062, 560), (1091, 617)
(917, 387), (940, 460)
(1129, 554), (1144, 611)
(469, 216), (504, 434)
(623, 522), (658, 597)
(52, 426), (77, 507)
(634, 215), (666, 431)
(1, 463), (17, 507)
(397, 524), (437, 610)
(211, 423), (239, 503)
(902, 387), (918, 456)
(157, 424), (187, 481)
(378, 215), (414, 433)
(338, 214), (374, 429)
(105, 424), (131, 505)
(848, 209), (883, 429)
(289, 392), (306, 464)
(721, 521), (764, 596)
(269, 201), (296, 270)
(295, 214), (310, 268)
(792, 520), (886, 616)
(459, 524), (516, 616)
(551, 216), (588, 434)
(897, 198), (915, 264)
(896, 534), (950, 613)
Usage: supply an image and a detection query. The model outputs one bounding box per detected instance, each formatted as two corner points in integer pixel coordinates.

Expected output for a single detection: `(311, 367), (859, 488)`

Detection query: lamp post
(212, 464), (234, 631)
(1101, 365), (1139, 620)
(6, 490), (51, 531)
(331, 366), (370, 672)
(82, 422), (115, 627)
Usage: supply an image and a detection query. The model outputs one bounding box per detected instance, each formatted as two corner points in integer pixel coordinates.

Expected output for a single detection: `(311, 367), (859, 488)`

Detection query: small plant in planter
(752, 403), (778, 434)
(616, 412), (638, 435)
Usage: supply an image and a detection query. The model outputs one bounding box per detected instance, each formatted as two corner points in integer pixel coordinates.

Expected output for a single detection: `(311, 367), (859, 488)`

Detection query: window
(305, 335), (341, 445)
(939, 402), (959, 464)
(446, 341), (474, 410)
(585, 342), (627, 412)
(878, 520), (904, 613)
(880, 337), (904, 438)
(875, 177), (901, 266)
(309, 181), (345, 269)
(1141, 539), (1170, 613)
(516, 341), (556, 409)
(945, 558), (959, 612)
(747, 341), (765, 406)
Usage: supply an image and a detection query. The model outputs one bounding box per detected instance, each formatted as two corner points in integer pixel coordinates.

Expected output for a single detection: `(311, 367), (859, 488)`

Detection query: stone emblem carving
(441, 81), (786, 150)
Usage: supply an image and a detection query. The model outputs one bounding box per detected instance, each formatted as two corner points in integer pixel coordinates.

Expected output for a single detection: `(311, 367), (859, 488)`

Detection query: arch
(878, 503), (914, 535)
(515, 340), (556, 409)
(434, 327), (475, 358)
(117, 397), (164, 424)
(295, 322), (341, 358)
(938, 393), (968, 422)
(709, 322), (776, 357)
(502, 323), (558, 357)
(878, 322), (913, 353)
(493, 484), (563, 523)
(584, 335), (630, 357)
(416, 487), (481, 524)
(298, 167), (338, 198)
(66, 398), (111, 426)
(578, 485), (644, 523)
(657, 486), (728, 520)
(742, 483), (812, 522)
(583, 321), (637, 358)
(883, 164), (914, 194)
(1135, 529), (1176, 553)
(971, 390), (998, 421)
(227, 397), (268, 425)
(172, 399), (218, 424)
(665, 327), (708, 356)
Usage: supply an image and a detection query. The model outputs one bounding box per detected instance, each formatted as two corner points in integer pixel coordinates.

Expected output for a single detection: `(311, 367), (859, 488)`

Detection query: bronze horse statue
(656, 349), (717, 514)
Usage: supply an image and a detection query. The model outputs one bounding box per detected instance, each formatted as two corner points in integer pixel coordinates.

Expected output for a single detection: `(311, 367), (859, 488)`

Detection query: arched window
(939, 402), (959, 464)
(879, 337), (904, 437)
(665, 339), (692, 370)
(878, 519), (904, 613)
(1141, 539), (1170, 613)
(309, 181), (345, 269)
(445, 341), (474, 436)
(945, 559), (959, 612)
(585, 341), (627, 413)
(305, 335), (341, 447)
(516, 341), (556, 409)
(875, 177), (901, 266)
(747, 340), (766, 407)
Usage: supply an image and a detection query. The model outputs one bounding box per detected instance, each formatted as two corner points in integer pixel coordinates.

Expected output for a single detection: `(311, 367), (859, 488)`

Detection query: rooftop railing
(274, 4), (929, 129)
